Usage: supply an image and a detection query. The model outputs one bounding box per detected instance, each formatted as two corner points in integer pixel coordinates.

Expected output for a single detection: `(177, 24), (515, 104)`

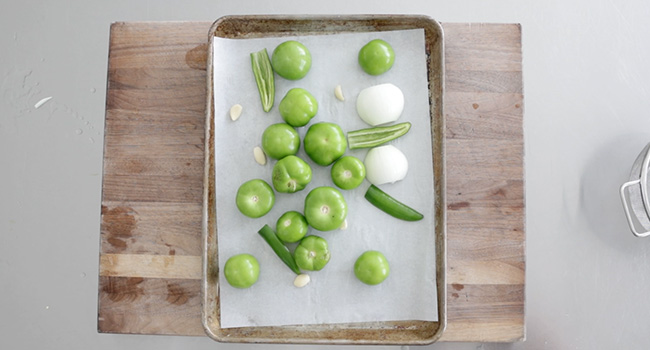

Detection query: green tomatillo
(331, 156), (366, 190)
(224, 253), (260, 289)
(272, 155), (312, 193)
(358, 39), (395, 76)
(354, 250), (390, 285)
(276, 211), (309, 243)
(261, 123), (300, 160)
(303, 122), (347, 166)
(272, 40), (312, 80)
(235, 179), (275, 218)
(304, 186), (347, 231)
(279, 88), (318, 127)
(294, 235), (331, 271)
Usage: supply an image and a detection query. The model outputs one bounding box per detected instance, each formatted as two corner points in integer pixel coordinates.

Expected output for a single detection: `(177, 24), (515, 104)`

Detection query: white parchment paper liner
(212, 29), (437, 328)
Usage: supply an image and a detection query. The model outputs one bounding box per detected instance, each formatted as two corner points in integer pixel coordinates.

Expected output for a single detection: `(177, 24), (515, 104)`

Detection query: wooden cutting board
(98, 21), (524, 342)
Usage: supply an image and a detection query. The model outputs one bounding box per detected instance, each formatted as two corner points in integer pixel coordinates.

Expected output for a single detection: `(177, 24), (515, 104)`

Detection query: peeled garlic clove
(253, 146), (266, 165)
(293, 273), (311, 288)
(230, 104), (243, 121)
(334, 85), (345, 101)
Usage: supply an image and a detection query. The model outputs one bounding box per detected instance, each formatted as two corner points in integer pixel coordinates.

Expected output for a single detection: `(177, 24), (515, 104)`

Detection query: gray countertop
(3, 1), (650, 349)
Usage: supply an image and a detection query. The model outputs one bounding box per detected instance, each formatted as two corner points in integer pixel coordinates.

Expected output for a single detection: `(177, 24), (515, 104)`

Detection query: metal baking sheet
(202, 15), (446, 345)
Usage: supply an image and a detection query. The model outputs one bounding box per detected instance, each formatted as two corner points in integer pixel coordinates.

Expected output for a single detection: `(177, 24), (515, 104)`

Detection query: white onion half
(364, 145), (409, 185)
(356, 83), (404, 126)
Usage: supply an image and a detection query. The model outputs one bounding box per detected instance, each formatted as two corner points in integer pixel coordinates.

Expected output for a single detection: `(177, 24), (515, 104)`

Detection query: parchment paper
(212, 29), (437, 328)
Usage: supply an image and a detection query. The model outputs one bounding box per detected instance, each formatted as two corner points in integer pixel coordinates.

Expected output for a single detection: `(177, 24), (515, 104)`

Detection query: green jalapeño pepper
(364, 184), (423, 221)
(257, 224), (301, 275)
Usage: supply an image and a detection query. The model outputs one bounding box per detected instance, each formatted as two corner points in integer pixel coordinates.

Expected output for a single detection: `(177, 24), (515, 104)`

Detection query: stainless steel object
(620, 142), (650, 237)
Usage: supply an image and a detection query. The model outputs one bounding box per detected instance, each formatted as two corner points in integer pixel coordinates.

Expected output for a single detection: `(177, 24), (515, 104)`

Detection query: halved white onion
(356, 83), (404, 126)
(364, 145), (408, 185)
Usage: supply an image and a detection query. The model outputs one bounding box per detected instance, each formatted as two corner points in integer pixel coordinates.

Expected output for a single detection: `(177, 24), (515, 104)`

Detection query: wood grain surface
(98, 21), (525, 342)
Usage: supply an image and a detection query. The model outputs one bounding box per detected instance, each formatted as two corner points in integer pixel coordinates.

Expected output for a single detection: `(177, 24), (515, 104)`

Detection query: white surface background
(2, 1), (650, 349)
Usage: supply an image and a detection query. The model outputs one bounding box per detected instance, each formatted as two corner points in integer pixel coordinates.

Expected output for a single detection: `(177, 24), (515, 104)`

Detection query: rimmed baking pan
(202, 14), (446, 345)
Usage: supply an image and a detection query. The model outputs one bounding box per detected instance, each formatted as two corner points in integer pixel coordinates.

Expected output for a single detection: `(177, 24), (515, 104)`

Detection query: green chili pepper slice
(250, 48), (275, 112)
(347, 122), (411, 150)
(364, 185), (424, 221)
(257, 224), (301, 275)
